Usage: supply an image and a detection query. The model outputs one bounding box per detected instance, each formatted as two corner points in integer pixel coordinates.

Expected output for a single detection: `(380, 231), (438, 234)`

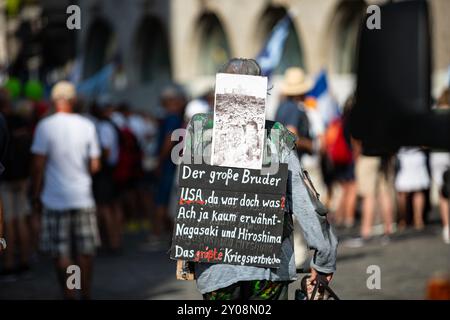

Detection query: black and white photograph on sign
(211, 73), (267, 170)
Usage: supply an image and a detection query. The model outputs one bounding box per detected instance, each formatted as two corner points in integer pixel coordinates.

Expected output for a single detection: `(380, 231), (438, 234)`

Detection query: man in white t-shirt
(31, 81), (101, 300)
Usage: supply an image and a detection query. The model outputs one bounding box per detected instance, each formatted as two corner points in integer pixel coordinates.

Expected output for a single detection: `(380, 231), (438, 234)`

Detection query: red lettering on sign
(179, 198), (206, 205)
(194, 247), (223, 262)
(281, 196), (285, 209)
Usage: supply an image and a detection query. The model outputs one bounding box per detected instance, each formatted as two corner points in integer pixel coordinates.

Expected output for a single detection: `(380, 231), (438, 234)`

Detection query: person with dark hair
(111, 102), (144, 233)
(324, 96), (357, 228)
(0, 109), (9, 255)
(182, 58), (337, 300)
(0, 88), (33, 278)
(243, 120), (260, 162)
(90, 97), (123, 251)
(152, 84), (187, 244)
(219, 58), (262, 76)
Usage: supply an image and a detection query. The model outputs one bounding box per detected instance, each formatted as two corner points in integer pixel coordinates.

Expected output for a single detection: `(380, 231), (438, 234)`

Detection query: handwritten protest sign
(170, 163), (288, 268)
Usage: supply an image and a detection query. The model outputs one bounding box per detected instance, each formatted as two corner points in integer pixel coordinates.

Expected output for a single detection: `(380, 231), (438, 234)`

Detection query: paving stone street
(2, 214), (449, 300)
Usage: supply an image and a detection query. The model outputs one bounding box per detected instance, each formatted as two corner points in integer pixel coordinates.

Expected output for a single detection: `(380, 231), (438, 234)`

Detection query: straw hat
(280, 67), (313, 96)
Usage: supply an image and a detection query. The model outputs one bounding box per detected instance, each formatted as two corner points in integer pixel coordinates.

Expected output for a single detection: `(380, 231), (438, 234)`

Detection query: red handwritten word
(179, 198), (206, 205)
(194, 247), (223, 262)
(281, 196), (286, 209)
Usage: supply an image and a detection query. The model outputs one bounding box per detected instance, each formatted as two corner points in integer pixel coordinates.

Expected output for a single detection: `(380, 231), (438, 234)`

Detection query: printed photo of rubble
(211, 74), (267, 170)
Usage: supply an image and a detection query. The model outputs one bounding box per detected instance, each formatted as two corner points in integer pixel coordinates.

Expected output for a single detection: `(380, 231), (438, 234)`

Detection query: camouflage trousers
(203, 280), (290, 300)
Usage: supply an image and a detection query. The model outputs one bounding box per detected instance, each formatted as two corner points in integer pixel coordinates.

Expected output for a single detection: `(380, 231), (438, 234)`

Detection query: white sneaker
(443, 226), (450, 244)
(343, 237), (367, 248)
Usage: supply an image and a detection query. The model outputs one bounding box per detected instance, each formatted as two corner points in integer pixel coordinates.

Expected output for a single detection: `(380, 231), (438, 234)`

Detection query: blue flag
(77, 64), (114, 98)
(256, 15), (291, 78)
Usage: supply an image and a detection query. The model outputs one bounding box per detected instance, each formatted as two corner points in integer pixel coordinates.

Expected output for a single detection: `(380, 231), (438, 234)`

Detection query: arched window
(330, 0), (366, 74)
(83, 18), (116, 78)
(259, 6), (305, 74)
(197, 13), (231, 75)
(134, 16), (171, 83)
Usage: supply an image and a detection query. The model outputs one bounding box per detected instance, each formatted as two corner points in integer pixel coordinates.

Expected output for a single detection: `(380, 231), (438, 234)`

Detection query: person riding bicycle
(182, 58), (338, 300)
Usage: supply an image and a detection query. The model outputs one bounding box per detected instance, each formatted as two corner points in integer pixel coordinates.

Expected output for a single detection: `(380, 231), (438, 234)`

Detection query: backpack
(297, 107), (311, 141)
(325, 118), (353, 165)
(289, 104), (312, 158)
(110, 121), (143, 185)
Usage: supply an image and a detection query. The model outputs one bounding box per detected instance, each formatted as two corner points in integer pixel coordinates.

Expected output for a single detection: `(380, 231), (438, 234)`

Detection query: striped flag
(306, 70), (341, 126)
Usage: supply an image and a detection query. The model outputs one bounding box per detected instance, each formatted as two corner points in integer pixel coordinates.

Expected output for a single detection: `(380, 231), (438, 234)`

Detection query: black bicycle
(295, 268), (340, 300)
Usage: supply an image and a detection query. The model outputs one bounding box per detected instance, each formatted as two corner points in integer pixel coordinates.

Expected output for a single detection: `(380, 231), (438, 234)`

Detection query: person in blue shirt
(153, 84), (187, 243)
(275, 67), (314, 159)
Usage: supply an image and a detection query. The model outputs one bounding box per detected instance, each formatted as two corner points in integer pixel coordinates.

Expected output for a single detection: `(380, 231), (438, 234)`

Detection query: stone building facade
(3, 0), (449, 112)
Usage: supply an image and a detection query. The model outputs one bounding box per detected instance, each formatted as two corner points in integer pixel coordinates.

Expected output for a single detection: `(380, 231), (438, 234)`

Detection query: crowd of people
(0, 62), (449, 299)
(275, 66), (450, 248)
(0, 77), (214, 298)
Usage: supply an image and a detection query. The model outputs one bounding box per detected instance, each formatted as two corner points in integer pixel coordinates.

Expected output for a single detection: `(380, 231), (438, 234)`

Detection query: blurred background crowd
(0, 0), (449, 299)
